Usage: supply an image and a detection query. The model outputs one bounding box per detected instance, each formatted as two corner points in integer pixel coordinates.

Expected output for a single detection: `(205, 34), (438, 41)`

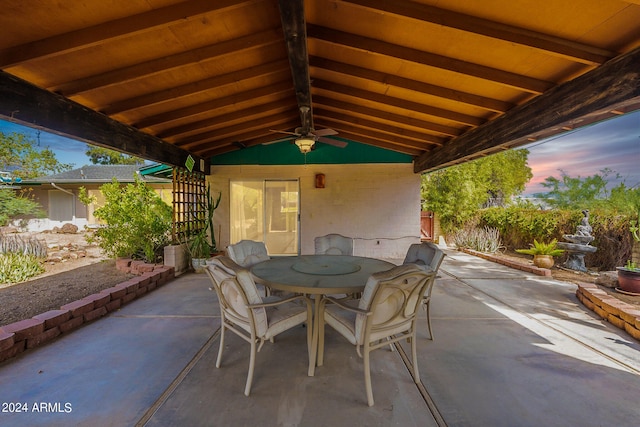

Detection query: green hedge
(478, 206), (633, 270)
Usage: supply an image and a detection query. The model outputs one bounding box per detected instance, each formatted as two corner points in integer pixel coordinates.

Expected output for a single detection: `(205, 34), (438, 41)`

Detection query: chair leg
(244, 339), (257, 396)
(216, 323), (226, 368)
(363, 346), (374, 406)
(424, 300), (434, 340)
(411, 330), (420, 383)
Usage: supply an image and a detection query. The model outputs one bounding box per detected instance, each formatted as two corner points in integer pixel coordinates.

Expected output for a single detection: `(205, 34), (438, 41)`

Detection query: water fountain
(556, 210), (597, 272)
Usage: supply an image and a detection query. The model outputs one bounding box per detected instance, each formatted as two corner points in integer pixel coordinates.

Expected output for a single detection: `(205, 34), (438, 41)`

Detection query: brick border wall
(0, 259), (175, 364)
(460, 248), (640, 342)
(576, 283), (640, 341)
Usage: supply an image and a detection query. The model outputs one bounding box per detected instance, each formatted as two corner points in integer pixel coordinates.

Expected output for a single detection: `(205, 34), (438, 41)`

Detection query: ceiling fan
(267, 127), (347, 153)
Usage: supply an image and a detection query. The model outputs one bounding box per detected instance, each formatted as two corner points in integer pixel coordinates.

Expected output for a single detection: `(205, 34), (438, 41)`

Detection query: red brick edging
(0, 259), (175, 364)
(576, 283), (640, 341)
(460, 248), (552, 276)
(461, 248), (640, 341)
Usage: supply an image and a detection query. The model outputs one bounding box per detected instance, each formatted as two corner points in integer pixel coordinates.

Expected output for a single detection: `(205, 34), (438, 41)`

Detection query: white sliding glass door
(230, 179), (299, 255)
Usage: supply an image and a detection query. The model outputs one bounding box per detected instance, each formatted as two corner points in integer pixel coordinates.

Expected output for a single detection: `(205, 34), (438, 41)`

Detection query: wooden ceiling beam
(312, 95), (463, 137)
(344, 0), (615, 65)
(0, 0), (259, 68)
(0, 71), (208, 173)
(52, 29), (284, 96)
(317, 118), (435, 152)
(414, 46), (640, 173)
(310, 56), (513, 113)
(158, 97), (294, 139)
(314, 108), (445, 146)
(313, 79), (484, 126)
(134, 79), (294, 129)
(199, 119), (301, 157)
(322, 129), (423, 156)
(102, 60), (291, 115)
(308, 24), (554, 94)
(175, 110), (299, 149)
(277, 0), (313, 131)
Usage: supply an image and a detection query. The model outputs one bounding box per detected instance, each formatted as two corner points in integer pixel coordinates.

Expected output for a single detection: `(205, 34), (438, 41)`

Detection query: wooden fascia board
(0, 71), (208, 174)
(414, 46), (640, 173)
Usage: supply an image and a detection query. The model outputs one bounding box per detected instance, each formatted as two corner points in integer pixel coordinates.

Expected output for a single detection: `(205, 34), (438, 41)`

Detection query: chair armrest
(323, 296), (371, 316)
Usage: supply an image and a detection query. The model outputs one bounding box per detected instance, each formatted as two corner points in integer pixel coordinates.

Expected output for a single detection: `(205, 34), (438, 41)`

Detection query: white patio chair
(314, 233), (353, 255)
(403, 242), (445, 339)
(226, 240), (270, 267)
(205, 256), (312, 396)
(318, 264), (435, 406)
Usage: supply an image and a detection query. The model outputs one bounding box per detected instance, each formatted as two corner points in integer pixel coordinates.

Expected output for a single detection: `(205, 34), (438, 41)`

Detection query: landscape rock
(596, 271), (618, 288)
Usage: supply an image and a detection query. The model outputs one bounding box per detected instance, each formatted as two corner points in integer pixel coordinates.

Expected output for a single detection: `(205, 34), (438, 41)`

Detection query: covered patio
(1, 251), (639, 426)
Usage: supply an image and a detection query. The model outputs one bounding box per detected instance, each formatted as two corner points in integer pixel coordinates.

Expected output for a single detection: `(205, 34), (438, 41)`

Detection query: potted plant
(186, 231), (211, 273)
(516, 239), (565, 269)
(617, 220), (640, 294)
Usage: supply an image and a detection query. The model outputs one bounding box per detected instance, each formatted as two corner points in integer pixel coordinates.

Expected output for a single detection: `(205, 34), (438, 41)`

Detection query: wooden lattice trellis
(172, 168), (207, 243)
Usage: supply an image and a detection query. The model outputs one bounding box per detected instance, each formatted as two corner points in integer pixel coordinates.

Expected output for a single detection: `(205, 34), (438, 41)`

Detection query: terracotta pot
(617, 267), (640, 294)
(533, 255), (554, 269)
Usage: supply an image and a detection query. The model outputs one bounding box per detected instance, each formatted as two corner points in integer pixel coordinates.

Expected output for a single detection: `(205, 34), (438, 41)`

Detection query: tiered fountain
(556, 210), (597, 272)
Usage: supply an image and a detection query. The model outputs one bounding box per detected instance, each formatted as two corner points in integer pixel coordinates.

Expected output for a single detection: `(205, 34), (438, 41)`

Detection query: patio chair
(205, 256), (312, 396)
(318, 264), (435, 406)
(314, 233), (353, 255)
(226, 240), (270, 267)
(403, 242), (446, 339)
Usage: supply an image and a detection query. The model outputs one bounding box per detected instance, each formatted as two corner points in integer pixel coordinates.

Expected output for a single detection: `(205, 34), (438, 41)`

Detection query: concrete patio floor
(1, 250), (640, 427)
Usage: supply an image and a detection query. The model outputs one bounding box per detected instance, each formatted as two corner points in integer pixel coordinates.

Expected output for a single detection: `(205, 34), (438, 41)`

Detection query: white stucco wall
(209, 163), (421, 259)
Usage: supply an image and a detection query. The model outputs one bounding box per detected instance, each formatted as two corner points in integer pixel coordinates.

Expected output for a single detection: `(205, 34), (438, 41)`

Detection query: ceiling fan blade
(318, 136), (348, 148)
(314, 128), (338, 137)
(263, 136), (294, 145)
(269, 129), (300, 136)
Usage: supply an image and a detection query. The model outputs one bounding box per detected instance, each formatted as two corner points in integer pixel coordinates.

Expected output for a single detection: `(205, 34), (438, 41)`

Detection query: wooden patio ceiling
(1, 0), (639, 175)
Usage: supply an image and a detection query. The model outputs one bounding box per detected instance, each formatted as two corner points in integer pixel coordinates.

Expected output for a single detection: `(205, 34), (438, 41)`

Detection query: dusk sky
(1, 110), (638, 195)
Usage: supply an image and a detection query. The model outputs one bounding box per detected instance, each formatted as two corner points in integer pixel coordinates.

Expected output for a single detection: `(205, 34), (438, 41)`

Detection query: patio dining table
(250, 254), (396, 376)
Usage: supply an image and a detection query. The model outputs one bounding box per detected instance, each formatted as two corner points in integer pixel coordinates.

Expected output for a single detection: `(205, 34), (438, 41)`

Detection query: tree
(0, 131), (72, 178)
(0, 189), (45, 226)
(86, 146), (145, 165)
(535, 168), (616, 209)
(421, 149), (532, 233)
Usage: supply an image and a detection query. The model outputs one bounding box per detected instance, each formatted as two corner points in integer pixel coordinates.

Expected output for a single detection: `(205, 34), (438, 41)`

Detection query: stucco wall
(209, 163), (421, 259)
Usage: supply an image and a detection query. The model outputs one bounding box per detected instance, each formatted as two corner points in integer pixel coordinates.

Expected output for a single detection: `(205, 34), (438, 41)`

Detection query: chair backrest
(227, 240), (270, 267)
(314, 234), (354, 255)
(206, 256), (268, 336)
(355, 264), (435, 343)
(403, 242), (445, 273)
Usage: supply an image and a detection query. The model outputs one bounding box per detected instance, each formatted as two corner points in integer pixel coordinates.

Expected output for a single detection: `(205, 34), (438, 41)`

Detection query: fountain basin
(562, 234), (595, 245)
(556, 242), (597, 253)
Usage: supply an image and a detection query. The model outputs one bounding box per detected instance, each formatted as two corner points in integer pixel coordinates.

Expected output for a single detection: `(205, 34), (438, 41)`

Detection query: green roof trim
(139, 163), (173, 178)
(211, 138), (413, 165)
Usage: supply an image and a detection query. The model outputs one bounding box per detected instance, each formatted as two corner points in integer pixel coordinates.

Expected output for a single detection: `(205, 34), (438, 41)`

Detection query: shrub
(80, 176), (172, 263)
(450, 225), (503, 253)
(0, 253), (45, 284)
(0, 232), (48, 258)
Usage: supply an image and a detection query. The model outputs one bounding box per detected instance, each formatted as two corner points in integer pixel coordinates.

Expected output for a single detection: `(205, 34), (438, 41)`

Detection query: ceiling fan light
(295, 137), (315, 153)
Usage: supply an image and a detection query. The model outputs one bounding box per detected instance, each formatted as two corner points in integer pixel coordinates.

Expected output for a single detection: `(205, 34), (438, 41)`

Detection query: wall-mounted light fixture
(315, 173), (325, 188)
(295, 137), (315, 153)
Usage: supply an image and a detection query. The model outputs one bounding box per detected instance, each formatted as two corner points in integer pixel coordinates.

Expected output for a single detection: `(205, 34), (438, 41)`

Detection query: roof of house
(22, 165), (172, 185)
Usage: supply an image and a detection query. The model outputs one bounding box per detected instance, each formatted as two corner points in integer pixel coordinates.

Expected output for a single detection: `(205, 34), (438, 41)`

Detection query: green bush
(80, 176), (172, 263)
(478, 205), (634, 271)
(0, 253), (45, 284)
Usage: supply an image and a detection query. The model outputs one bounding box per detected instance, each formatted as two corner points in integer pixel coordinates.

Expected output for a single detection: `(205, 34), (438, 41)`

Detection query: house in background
(16, 164), (172, 232)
